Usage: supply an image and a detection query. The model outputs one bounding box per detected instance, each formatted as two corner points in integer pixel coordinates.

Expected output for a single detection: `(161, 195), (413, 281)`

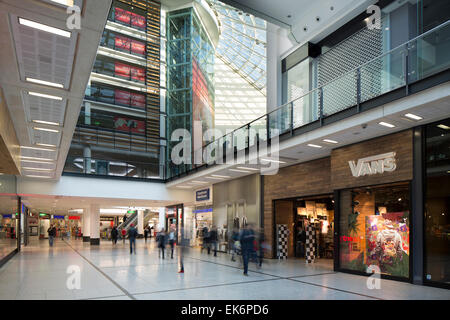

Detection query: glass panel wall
(425, 118), (450, 286)
(339, 183), (411, 278)
(0, 175), (19, 261)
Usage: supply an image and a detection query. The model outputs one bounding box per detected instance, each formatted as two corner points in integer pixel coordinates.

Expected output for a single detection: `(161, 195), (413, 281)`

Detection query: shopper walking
(156, 228), (166, 259)
(168, 226), (176, 259)
(201, 226), (210, 254)
(121, 228), (127, 244)
(240, 223), (255, 276)
(128, 224), (138, 254)
(144, 227), (149, 243)
(231, 227), (239, 262)
(209, 226), (218, 256)
(47, 224), (56, 247)
(111, 226), (118, 245)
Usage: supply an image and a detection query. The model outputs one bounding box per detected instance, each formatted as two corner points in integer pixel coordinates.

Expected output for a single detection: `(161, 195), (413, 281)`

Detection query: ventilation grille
(22, 93), (67, 125)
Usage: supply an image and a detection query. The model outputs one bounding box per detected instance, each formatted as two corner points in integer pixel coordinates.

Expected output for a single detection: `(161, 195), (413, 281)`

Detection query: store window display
(339, 183), (410, 278)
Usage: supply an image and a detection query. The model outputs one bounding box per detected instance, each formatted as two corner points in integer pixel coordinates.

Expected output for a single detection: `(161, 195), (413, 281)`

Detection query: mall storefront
(264, 119), (450, 288)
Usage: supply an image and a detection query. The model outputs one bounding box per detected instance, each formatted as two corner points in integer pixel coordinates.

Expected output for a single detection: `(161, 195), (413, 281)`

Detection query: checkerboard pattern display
(305, 225), (316, 263)
(277, 224), (288, 260)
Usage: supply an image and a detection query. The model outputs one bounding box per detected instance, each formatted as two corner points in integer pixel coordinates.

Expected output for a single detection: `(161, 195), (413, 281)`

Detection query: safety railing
(168, 20), (450, 179)
(64, 156), (164, 180)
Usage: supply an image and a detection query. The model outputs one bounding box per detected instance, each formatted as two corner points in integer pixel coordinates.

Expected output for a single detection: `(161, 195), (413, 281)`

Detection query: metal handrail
(201, 20), (450, 151)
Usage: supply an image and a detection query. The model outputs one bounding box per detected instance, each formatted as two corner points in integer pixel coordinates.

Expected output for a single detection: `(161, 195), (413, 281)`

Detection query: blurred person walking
(128, 224), (138, 254)
(47, 224), (56, 247)
(201, 226), (210, 254)
(144, 226), (149, 243)
(240, 223), (255, 276)
(168, 226), (176, 259)
(121, 228), (127, 244)
(156, 228), (167, 259)
(209, 226), (218, 257)
(111, 226), (118, 245)
(231, 227), (239, 262)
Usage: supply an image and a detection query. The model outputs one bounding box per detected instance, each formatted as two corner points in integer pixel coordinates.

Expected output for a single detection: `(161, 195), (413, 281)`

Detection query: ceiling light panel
(22, 91), (67, 127)
(12, 15), (77, 91)
(21, 148), (57, 161)
(379, 121), (395, 128)
(31, 128), (62, 147)
(404, 113), (423, 121)
(18, 18), (71, 38)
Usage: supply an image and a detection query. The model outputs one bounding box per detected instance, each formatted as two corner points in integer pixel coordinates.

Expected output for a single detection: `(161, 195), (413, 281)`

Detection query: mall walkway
(0, 238), (449, 300)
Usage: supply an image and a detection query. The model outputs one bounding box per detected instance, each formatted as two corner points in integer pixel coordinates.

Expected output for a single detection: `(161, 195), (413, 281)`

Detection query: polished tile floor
(0, 238), (449, 300)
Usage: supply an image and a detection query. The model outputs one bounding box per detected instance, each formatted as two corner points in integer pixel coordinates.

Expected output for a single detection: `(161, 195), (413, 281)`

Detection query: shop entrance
(274, 195), (335, 260)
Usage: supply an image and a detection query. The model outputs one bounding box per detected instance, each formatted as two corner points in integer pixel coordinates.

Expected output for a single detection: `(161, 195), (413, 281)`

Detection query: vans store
(264, 119), (450, 288)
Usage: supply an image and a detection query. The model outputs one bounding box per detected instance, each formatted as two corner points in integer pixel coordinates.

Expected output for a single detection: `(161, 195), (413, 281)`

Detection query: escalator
(117, 210), (152, 236)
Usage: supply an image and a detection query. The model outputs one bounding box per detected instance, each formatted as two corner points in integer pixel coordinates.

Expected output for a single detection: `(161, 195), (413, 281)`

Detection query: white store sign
(349, 152), (397, 177)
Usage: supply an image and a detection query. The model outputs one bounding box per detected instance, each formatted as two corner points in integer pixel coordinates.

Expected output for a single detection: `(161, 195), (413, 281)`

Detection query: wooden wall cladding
(0, 87), (20, 175)
(331, 130), (413, 190)
(263, 157), (333, 258)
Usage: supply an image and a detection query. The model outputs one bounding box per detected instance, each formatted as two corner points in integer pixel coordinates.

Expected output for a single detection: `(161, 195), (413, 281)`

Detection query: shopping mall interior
(0, 0), (449, 301)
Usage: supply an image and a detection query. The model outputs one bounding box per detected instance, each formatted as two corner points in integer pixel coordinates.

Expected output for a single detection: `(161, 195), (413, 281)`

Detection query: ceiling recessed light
(19, 18), (71, 38)
(260, 158), (286, 164)
(379, 122), (395, 128)
(205, 176), (225, 180)
(404, 113), (423, 121)
(22, 168), (54, 171)
(323, 139), (338, 144)
(307, 144), (322, 148)
(28, 92), (63, 101)
(21, 156), (54, 161)
(21, 159), (54, 164)
(237, 167), (260, 171)
(25, 175), (52, 179)
(34, 127), (60, 133)
(26, 77), (64, 88)
(36, 143), (57, 147)
(211, 174), (231, 178)
(229, 169), (251, 173)
(33, 120), (61, 126)
(437, 124), (450, 130)
(21, 146), (56, 152)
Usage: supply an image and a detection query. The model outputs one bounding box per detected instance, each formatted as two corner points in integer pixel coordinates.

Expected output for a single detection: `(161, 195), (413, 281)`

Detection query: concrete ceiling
(0, 0), (112, 180)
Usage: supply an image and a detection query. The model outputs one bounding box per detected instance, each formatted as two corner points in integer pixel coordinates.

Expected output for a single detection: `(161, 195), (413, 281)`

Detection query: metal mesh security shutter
(317, 27), (383, 117)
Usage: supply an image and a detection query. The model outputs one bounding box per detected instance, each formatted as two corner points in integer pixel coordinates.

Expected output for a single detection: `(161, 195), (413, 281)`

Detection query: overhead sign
(196, 188), (210, 202)
(53, 215), (65, 219)
(349, 152), (397, 177)
(69, 216), (81, 220)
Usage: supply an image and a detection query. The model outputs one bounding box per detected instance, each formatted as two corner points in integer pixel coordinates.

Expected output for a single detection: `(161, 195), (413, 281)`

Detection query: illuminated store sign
(349, 152), (397, 177)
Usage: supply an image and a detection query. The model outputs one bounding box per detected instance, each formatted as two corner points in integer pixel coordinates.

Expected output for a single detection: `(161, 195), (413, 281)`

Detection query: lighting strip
(205, 176), (225, 180)
(229, 169), (251, 173)
(26, 77), (64, 88)
(21, 156), (54, 161)
(28, 91), (63, 101)
(236, 167), (260, 171)
(33, 120), (60, 126)
(25, 175), (52, 179)
(404, 113), (423, 121)
(323, 139), (338, 144)
(21, 159), (55, 164)
(379, 122), (395, 128)
(260, 158), (286, 164)
(22, 167), (54, 171)
(19, 18), (71, 38)
(36, 143), (57, 147)
(21, 146), (56, 152)
(34, 127), (60, 133)
(437, 124), (450, 130)
(307, 144), (322, 148)
(211, 174), (231, 178)
(49, 0), (74, 7)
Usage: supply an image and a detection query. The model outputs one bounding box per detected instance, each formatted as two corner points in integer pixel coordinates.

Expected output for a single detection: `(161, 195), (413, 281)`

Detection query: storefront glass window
(339, 183), (410, 278)
(0, 175), (19, 261)
(425, 118), (450, 286)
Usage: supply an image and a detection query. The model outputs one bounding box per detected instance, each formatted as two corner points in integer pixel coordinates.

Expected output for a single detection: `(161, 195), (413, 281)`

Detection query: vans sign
(349, 152), (397, 177)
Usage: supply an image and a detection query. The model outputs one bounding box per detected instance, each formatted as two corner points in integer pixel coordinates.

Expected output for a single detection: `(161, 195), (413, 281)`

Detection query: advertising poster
(115, 62), (131, 79)
(365, 213), (410, 277)
(131, 12), (146, 29)
(130, 92), (146, 109)
(192, 59), (213, 147)
(115, 89), (131, 105)
(131, 66), (145, 83)
(114, 117), (145, 134)
(115, 35), (131, 51)
(115, 7), (131, 24)
(131, 40), (146, 55)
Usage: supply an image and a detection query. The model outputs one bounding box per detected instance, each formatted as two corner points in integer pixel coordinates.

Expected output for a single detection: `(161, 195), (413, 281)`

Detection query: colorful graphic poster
(192, 59), (214, 147)
(365, 213), (410, 277)
(130, 93), (145, 109)
(115, 35), (131, 51)
(131, 40), (145, 55)
(115, 62), (131, 79)
(131, 13), (146, 29)
(131, 66), (145, 82)
(114, 117), (145, 134)
(114, 89), (131, 105)
(115, 7), (131, 24)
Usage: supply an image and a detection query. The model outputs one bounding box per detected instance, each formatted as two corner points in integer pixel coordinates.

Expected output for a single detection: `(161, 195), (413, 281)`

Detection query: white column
(137, 210), (144, 235)
(158, 207), (165, 231)
(83, 146), (92, 174)
(82, 208), (90, 242)
(89, 204), (100, 245)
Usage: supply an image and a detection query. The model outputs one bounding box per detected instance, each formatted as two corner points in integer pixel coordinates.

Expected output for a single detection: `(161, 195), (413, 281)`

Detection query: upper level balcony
(166, 20), (450, 183)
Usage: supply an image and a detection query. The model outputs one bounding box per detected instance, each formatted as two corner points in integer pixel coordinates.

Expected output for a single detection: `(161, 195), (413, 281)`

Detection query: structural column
(82, 208), (90, 242)
(89, 204), (100, 245)
(137, 210), (144, 236)
(158, 207), (165, 231)
(83, 145), (92, 174)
